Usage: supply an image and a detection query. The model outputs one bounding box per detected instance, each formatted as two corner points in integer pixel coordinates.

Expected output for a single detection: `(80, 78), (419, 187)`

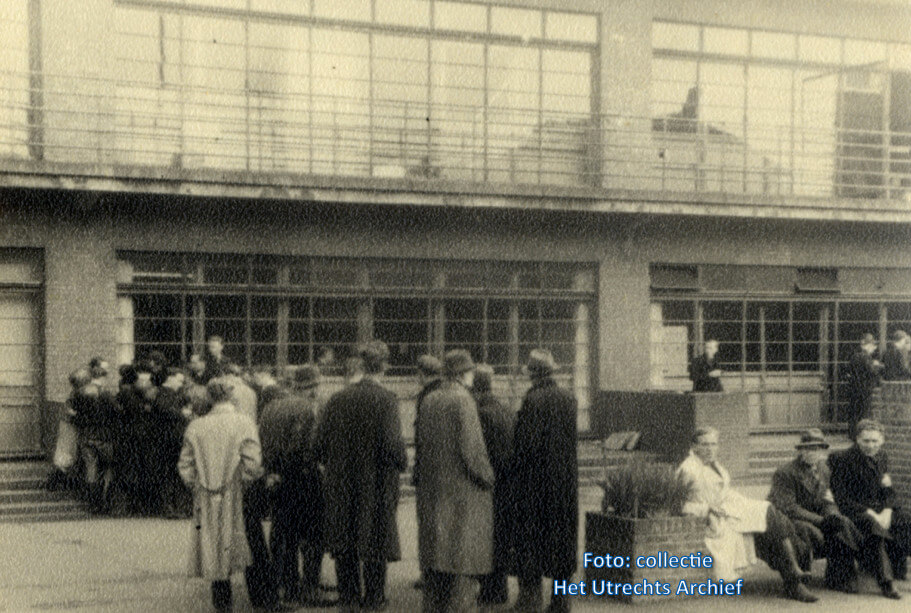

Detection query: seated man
(768, 429), (860, 592)
(678, 427), (817, 602)
(829, 418), (911, 600)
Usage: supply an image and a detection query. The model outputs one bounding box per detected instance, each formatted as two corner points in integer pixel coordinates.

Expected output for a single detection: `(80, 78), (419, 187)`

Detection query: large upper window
(0, 0), (30, 160)
(651, 21), (911, 200)
(110, 1), (598, 187)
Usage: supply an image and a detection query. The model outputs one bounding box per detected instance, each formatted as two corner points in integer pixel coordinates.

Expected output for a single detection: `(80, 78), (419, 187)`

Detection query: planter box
(584, 512), (709, 604)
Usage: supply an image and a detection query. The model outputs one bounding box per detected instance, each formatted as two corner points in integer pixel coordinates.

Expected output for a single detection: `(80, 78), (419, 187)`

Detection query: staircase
(0, 461), (90, 522)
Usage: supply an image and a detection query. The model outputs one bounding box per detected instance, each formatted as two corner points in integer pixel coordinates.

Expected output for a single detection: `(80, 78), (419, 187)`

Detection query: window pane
(374, 298), (429, 374)
(703, 301), (743, 369)
(700, 62), (745, 138)
(250, 0), (309, 15)
(312, 297), (360, 359)
(652, 21), (699, 52)
(491, 7), (542, 39)
(445, 299), (484, 359)
(844, 39), (887, 67)
(313, 0), (370, 21)
(546, 12), (597, 43)
(542, 50), (591, 115)
(376, 0), (430, 28)
(799, 35), (841, 64)
(434, 1), (486, 33)
(752, 31), (796, 60)
(651, 58), (698, 123)
(703, 27), (748, 56)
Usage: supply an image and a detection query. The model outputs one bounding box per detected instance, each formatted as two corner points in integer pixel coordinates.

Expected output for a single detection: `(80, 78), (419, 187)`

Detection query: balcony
(1, 69), (911, 218)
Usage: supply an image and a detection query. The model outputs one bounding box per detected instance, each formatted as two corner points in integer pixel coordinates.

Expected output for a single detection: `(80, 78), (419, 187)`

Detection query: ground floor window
(652, 294), (911, 428)
(116, 252), (595, 408)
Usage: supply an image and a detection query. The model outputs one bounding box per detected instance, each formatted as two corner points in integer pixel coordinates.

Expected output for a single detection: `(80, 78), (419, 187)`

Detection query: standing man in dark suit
(260, 365), (333, 608)
(472, 363), (515, 606)
(829, 419), (911, 600)
(512, 349), (578, 613)
(845, 334), (883, 438)
(882, 331), (911, 382)
(689, 339), (723, 392)
(768, 429), (860, 592)
(313, 341), (407, 612)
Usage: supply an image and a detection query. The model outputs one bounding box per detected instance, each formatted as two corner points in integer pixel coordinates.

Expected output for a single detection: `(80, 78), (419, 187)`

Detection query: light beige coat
(677, 451), (769, 580)
(178, 402), (263, 580)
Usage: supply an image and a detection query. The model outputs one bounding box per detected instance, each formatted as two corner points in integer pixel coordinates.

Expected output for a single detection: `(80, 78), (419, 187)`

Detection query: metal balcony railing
(1, 68), (911, 202)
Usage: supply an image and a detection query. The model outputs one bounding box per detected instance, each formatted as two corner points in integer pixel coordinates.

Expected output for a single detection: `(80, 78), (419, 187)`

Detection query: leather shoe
(881, 583), (902, 600)
(785, 582), (819, 603)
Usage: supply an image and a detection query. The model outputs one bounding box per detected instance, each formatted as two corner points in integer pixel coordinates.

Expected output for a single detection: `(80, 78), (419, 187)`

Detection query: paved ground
(1, 486), (910, 612)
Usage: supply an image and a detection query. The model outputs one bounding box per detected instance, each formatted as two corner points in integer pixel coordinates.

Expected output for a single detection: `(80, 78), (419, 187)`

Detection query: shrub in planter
(585, 462), (709, 604)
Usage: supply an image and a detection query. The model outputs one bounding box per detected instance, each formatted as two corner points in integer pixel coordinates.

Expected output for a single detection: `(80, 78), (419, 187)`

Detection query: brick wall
(873, 382), (911, 508)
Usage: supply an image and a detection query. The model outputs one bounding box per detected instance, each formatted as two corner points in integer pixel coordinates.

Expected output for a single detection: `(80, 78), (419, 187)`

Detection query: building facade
(1, 0), (910, 457)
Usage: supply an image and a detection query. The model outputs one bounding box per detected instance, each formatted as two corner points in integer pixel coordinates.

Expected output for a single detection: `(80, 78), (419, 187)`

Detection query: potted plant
(584, 462), (709, 603)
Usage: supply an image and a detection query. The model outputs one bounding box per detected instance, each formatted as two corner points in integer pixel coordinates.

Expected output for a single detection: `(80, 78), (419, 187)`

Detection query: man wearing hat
(768, 429), (860, 593)
(845, 334), (883, 438)
(260, 365), (333, 608)
(314, 340), (407, 611)
(512, 349), (578, 613)
(415, 349), (494, 612)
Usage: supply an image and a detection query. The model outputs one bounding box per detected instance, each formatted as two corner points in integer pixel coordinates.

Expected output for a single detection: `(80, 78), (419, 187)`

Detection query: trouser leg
(514, 574), (543, 611)
(479, 570), (508, 604)
(243, 482), (276, 607)
(422, 569), (451, 613)
(449, 574), (479, 612)
(211, 580), (232, 611)
(335, 554), (362, 608)
(363, 559), (387, 606)
(300, 539), (323, 592)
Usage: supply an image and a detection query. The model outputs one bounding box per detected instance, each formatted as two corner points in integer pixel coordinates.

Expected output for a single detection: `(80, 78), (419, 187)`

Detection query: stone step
(0, 488), (77, 505)
(0, 499), (90, 522)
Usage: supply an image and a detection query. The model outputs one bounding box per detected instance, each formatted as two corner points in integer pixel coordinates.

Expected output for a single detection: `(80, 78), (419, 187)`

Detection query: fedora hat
(795, 428), (829, 450)
(524, 348), (557, 377)
(443, 349), (475, 378)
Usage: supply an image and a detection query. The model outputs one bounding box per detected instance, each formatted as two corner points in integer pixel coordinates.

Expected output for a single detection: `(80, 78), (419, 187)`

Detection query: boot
(782, 538), (812, 582)
(211, 580), (232, 612)
(512, 577), (542, 612)
(784, 578), (818, 603)
(546, 594), (571, 613)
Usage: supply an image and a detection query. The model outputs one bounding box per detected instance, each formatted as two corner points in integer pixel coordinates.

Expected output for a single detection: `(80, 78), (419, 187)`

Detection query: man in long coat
(512, 349), (578, 613)
(828, 418), (911, 599)
(178, 379), (264, 612)
(314, 341), (407, 611)
(882, 331), (911, 381)
(260, 365), (333, 607)
(416, 350), (494, 612)
(767, 429), (860, 592)
(472, 363), (515, 606)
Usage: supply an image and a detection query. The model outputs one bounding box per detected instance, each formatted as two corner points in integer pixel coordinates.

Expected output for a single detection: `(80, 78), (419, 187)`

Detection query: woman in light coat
(178, 379), (264, 612)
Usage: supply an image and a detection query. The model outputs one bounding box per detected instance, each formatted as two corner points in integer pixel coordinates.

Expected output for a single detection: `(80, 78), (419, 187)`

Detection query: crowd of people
(49, 337), (579, 613)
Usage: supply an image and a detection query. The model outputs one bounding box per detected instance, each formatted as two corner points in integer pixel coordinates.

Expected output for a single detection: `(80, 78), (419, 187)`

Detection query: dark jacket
(828, 445), (897, 518)
(769, 458), (839, 526)
(412, 377), (444, 488)
(476, 390), (515, 573)
(882, 345), (911, 381)
(689, 354), (723, 392)
(256, 384), (288, 421)
(313, 378), (407, 561)
(512, 377), (578, 578)
(845, 350), (881, 400)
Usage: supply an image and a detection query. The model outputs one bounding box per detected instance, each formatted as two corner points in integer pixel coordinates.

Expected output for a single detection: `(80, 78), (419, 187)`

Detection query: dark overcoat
(476, 390), (515, 574)
(829, 445), (896, 519)
(512, 377), (578, 578)
(769, 458), (838, 525)
(882, 345), (911, 381)
(689, 354), (723, 392)
(260, 393), (324, 542)
(314, 377), (407, 561)
(415, 380), (494, 575)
